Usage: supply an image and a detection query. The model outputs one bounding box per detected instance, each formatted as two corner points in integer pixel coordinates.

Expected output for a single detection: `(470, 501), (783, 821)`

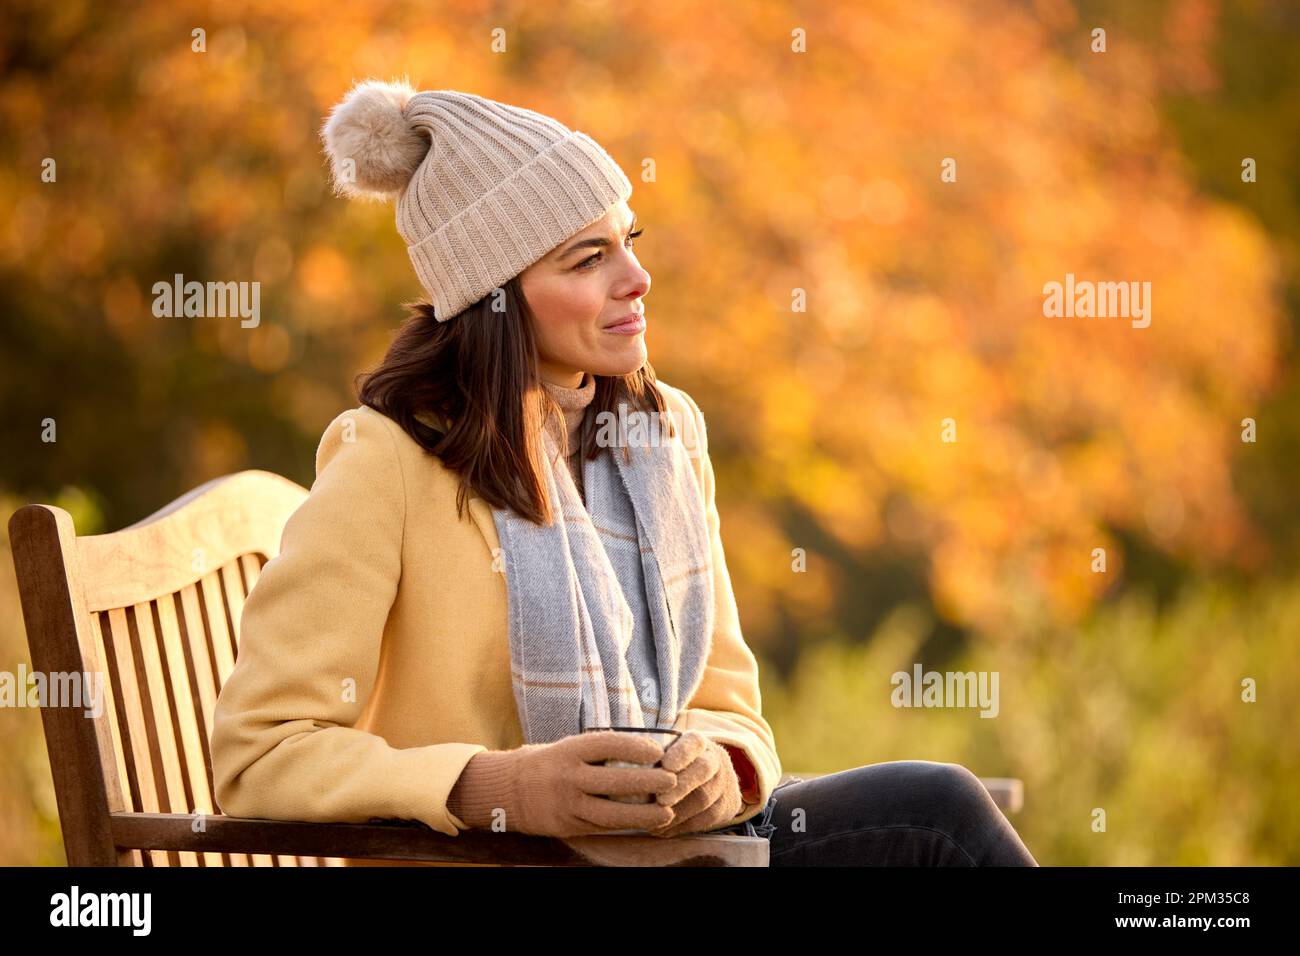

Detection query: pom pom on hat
(320, 77), (431, 201)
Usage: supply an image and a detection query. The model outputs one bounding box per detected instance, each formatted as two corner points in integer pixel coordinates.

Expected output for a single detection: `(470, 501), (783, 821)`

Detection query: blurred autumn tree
(1, 0), (1298, 864)
(1, 0), (1289, 647)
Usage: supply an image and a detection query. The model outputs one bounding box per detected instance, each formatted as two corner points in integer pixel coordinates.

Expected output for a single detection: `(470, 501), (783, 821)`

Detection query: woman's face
(519, 199), (650, 387)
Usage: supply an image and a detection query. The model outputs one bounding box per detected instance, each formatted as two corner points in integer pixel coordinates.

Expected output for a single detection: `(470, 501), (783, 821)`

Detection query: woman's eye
(576, 228), (644, 271)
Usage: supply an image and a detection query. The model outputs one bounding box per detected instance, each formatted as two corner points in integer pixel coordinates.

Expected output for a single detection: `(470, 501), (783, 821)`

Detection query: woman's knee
(936, 761), (989, 795)
(799, 761), (1033, 865)
(804, 760), (997, 829)
(878, 758), (981, 790)
(927, 761), (999, 810)
(876, 760), (997, 816)
(924, 762), (1037, 865)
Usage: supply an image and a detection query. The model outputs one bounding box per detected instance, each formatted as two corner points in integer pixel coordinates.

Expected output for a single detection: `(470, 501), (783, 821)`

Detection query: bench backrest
(8, 470), (328, 866)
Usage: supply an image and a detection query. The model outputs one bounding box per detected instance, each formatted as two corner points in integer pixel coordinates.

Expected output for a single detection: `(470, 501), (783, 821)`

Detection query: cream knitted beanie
(319, 78), (634, 322)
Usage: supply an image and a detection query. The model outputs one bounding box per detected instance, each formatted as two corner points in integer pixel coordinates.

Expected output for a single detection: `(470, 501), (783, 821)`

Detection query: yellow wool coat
(209, 380), (782, 850)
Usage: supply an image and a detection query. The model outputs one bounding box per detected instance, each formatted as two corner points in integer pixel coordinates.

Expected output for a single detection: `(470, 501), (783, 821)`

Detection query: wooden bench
(7, 470), (769, 866)
(8, 469), (1020, 868)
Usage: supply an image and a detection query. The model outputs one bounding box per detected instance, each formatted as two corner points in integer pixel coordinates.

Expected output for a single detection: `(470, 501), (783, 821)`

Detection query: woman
(210, 79), (1037, 866)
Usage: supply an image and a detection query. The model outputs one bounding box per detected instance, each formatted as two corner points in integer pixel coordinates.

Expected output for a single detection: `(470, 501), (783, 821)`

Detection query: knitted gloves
(646, 730), (745, 839)
(446, 730), (677, 838)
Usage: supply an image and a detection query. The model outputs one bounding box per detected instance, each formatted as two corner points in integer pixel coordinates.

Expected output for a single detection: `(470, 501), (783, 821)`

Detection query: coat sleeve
(210, 407), (487, 837)
(668, 388), (783, 828)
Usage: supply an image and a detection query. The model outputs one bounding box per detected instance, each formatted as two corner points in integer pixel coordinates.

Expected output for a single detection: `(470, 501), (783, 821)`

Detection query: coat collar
(467, 495), (500, 553)
(414, 407), (502, 553)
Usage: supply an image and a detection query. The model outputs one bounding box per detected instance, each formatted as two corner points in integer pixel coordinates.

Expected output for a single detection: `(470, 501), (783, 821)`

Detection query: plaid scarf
(489, 400), (714, 742)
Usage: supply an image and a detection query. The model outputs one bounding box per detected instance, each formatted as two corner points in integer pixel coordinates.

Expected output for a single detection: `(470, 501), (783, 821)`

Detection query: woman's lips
(603, 314), (646, 335)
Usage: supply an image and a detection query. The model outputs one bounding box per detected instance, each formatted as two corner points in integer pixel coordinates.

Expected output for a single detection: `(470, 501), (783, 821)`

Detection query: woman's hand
(448, 730), (678, 837)
(647, 730), (744, 838)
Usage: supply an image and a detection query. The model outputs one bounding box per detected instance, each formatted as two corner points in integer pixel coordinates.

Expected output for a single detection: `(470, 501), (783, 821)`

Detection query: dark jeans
(716, 760), (1039, 866)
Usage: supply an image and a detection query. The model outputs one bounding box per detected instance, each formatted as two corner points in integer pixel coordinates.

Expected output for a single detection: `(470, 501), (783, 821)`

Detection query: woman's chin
(593, 341), (648, 377)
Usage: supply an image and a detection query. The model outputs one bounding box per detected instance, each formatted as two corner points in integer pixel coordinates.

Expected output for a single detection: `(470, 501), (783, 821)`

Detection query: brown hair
(354, 274), (674, 526)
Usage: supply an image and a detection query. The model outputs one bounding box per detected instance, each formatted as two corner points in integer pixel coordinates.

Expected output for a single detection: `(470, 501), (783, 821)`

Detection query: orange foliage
(0, 0), (1282, 638)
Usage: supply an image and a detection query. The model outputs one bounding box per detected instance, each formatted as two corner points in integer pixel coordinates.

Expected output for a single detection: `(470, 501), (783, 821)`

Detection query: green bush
(764, 575), (1300, 865)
